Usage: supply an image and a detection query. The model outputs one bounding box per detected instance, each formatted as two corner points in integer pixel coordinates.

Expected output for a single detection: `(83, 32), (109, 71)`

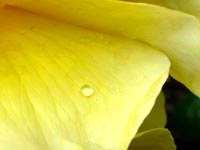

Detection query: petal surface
(138, 92), (166, 132)
(175, 0), (200, 18)
(129, 128), (176, 150)
(123, 0), (200, 18)
(0, 7), (170, 150)
(4, 0), (200, 96)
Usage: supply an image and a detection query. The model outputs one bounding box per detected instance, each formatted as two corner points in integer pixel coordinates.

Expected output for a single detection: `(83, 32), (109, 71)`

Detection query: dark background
(163, 77), (200, 150)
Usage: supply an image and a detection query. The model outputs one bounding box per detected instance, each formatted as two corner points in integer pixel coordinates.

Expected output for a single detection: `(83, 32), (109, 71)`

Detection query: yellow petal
(123, 0), (200, 18)
(5, 0), (200, 96)
(138, 92), (166, 132)
(0, 7), (170, 150)
(120, 0), (176, 8)
(175, 0), (200, 18)
(129, 128), (176, 150)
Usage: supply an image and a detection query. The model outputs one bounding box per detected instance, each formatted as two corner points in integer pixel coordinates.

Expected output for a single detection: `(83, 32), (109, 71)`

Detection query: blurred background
(163, 77), (200, 150)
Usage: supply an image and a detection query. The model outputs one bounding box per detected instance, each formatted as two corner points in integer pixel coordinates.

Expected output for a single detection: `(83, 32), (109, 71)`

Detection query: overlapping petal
(4, 0), (200, 96)
(138, 92), (167, 132)
(0, 6), (170, 150)
(122, 0), (200, 18)
(129, 128), (176, 150)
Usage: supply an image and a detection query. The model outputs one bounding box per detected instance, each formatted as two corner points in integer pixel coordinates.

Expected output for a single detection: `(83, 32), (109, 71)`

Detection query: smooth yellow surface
(121, 0), (177, 8)
(175, 0), (200, 18)
(129, 128), (176, 150)
(138, 92), (166, 132)
(0, 7), (170, 150)
(4, 0), (200, 97)
(123, 0), (200, 18)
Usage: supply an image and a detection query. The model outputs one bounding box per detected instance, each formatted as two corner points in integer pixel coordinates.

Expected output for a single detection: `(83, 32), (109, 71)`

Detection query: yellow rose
(1, 0), (200, 149)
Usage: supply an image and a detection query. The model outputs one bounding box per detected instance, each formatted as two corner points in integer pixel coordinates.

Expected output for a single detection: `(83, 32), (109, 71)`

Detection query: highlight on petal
(138, 92), (166, 132)
(0, 6), (170, 150)
(129, 128), (176, 150)
(4, 0), (200, 96)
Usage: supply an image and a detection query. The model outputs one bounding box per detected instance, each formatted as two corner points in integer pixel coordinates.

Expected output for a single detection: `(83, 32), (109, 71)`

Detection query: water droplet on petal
(81, 84), (94, 97)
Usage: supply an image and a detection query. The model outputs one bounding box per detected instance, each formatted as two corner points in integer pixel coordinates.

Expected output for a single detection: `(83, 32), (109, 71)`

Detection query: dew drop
(81, 84), (94, 97)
